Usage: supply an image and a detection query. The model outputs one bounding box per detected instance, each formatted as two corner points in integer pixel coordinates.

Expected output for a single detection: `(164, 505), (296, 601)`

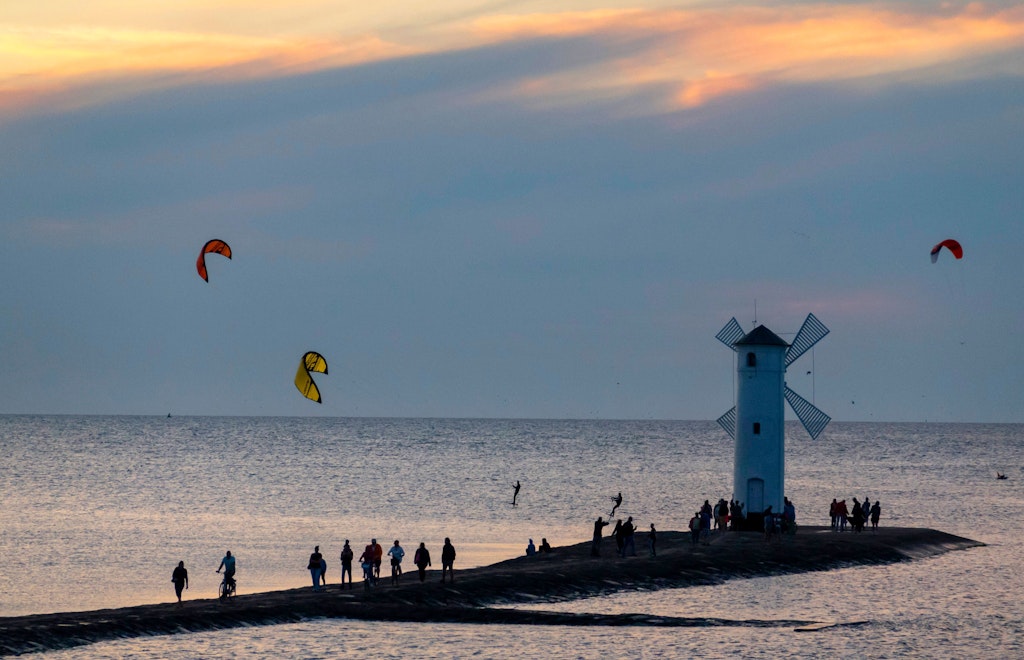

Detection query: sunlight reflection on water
(3, 417), (1022, 658)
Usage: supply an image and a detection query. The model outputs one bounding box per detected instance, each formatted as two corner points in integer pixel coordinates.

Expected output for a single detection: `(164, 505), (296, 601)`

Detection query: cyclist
(216, 550), (236, 596)
(358, 542), (376, 589)
(387, 540), (405, 584)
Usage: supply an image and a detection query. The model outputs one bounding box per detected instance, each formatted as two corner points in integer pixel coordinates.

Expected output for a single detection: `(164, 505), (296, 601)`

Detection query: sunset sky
(2, 1), (1022, 421)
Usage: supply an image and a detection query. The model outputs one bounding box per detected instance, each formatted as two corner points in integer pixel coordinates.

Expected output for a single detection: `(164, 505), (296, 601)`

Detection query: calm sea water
(1, 416), (1021, 658)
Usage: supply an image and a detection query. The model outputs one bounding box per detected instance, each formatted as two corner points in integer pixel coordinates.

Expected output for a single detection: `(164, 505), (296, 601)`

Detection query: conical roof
(735, 325), (789, 347)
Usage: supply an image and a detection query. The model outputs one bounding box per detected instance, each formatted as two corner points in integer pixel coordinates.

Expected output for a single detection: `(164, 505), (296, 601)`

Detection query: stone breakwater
(0, 527), (982, 656)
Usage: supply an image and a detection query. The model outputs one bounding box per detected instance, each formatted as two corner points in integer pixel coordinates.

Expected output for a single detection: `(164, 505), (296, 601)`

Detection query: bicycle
(218, 573), (236, 601)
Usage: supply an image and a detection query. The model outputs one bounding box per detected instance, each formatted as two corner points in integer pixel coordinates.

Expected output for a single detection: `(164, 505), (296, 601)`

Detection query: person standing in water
(171, 561), (188, 605)
(512, 480), (521, 506)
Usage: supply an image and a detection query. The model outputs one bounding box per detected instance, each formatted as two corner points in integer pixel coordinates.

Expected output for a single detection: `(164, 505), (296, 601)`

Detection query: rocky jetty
(0, 527), (982, 656)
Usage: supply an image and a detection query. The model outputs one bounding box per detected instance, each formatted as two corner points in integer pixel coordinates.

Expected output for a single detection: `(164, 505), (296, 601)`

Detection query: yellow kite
(294, 351), (328, 403)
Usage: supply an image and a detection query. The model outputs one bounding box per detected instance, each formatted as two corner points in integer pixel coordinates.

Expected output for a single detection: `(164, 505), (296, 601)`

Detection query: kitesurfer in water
(512, 480), (521, 506)
(610, 492), (622, 517)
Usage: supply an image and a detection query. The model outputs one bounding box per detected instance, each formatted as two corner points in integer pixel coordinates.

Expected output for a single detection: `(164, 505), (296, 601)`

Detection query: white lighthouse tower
(715, 314), (831, 520)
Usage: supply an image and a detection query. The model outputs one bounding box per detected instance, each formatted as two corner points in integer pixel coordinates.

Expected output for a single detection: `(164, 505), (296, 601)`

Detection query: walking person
(340, 540), (354, 589)
(441, 537), (456, 583)
(414, 542), (431, 582)
(648, 524), (657, 557)
(307, 546), (324, 591)
(171, 561), (188, 605)
(870, 501), (881, 531)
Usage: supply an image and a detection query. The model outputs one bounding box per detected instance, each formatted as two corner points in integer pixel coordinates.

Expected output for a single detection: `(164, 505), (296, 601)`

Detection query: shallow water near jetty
(2, 417), (1022, 658)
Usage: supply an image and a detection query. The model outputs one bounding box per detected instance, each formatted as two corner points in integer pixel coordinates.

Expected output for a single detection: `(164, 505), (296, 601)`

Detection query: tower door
(747, 478), (764, 512)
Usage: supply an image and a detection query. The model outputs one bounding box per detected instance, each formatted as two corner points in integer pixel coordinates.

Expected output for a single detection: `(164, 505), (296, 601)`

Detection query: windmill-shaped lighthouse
(715, 314), (831, 523)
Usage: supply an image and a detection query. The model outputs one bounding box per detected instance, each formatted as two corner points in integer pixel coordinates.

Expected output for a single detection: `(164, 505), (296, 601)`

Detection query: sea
(0, 416), (1021, 659)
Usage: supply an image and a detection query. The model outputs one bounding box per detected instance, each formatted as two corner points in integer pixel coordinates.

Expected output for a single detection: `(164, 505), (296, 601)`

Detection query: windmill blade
(716, 406), (737, 440)
(784, 385), (831, 440)
(716, 318), (745, 351)
(785, 313), (829, 366)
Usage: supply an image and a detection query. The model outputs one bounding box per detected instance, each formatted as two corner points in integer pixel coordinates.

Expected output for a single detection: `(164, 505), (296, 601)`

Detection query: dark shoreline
(0, 527), (982, 656)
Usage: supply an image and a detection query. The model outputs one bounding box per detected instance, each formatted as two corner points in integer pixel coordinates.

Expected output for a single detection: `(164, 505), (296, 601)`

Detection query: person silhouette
(414, 542), (431, 582)
(171, 561), (188, 605)
(441, 537), (456, 583)
(340, 540), (354, 589)
(591, 516), (610, 556)
(610, 492), (622, 517)
(513, 480), (521, 506)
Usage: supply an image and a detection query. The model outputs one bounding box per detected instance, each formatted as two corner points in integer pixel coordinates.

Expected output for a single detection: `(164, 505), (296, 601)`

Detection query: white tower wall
(733, 339), (787, 515)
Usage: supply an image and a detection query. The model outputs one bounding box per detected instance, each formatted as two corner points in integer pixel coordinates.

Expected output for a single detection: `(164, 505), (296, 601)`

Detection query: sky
(1, 1), (1022, 422)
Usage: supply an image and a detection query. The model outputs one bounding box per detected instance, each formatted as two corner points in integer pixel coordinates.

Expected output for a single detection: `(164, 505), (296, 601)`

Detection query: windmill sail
(716, 406), (737, 440)
(715, 318), (745, 351)
(785, 313), (829, 366)
(784, 385), (831, 440)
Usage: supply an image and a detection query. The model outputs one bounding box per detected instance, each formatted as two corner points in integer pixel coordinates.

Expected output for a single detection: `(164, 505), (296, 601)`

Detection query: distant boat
(997, 473), (1007, 480)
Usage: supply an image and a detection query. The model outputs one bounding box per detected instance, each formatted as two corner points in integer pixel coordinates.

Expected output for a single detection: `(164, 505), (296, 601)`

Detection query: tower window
(746, 352), (757, 367)
(753, 422), (761, 434)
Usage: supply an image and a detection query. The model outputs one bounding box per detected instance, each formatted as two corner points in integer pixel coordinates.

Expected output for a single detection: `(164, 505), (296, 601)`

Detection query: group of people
(830, 497), (881, 532)
(761, 497), (798, 540)
(321, 538), (458, 590)
(171, 538), (460, 604)
(590, 515), (658, 557)
(686, 498), (753, 544)
(175, 493), (880, 604)
(524, 537), (553, 556)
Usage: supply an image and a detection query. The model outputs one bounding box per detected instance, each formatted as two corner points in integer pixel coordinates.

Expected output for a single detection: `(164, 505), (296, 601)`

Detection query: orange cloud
(467, 4), (1024, 111)
(3, 4), (1024, 116)
(0, 25), (417, 114)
